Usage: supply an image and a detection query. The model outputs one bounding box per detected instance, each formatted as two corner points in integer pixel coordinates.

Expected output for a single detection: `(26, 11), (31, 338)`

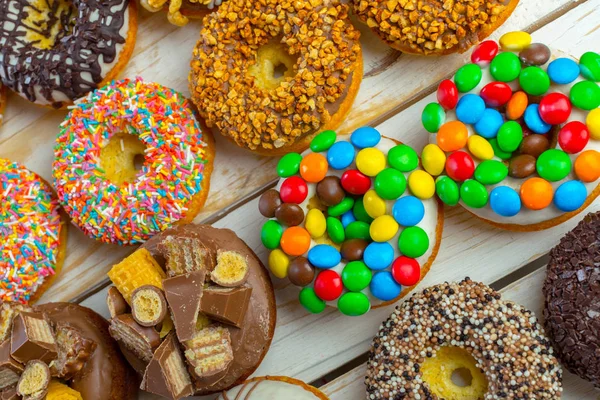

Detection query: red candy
(437, 79), (458, 110)
(391, 257), (421, 286)
(445, 151), (475, 181)
(558, 121), (590, 154)
(279, 176), (308, 204)
(539, 92), (572, 125)
(471, 40), (499, 66)
(480, 82), (512, 107)
(314, 270), (343, 301)
(341, 170), (371, 195)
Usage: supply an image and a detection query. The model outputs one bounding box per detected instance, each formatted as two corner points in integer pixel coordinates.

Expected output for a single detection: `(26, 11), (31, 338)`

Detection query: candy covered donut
(53, 78), (215, 245)
(0, 0), (137, 108)
(259, 128), (443, 316)
(140, 0), (223, 26)
(189, 0), (363, 155)
(1, 159), (67, 304)
(365, 278), (562, 399)
(421, 31), (600, 230)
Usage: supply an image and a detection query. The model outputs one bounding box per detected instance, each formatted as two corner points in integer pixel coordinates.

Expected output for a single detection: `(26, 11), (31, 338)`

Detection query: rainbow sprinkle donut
(53, 78), (214, 245)
(259, 128), (443, 316)
(0, 159), (67, 303)
(421, 31), (600, 230)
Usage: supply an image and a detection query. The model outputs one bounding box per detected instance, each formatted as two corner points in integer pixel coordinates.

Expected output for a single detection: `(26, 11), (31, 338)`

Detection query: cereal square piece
(107, 248), (166, 303)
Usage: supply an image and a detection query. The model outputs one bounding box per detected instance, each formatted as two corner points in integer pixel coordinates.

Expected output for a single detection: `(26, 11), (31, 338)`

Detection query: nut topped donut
(189, 0), (363, 155)
(259, 128), (443, 316)
(0, 0), (137, 108)
(366, 278), (562, 399)
(53, 78), (214, 245)
(421, 31), (600, 230)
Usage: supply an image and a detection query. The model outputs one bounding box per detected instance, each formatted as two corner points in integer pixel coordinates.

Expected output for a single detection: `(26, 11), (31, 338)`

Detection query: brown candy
(274, 203), (304, 226)
(106, 287), (129, 318)
(287, 257), (315, 287)
(108, 314), (160, 362)
(509, 154), (537, 178)
(258, 189), (282, 218)
(131, 285), (168, 327)
(0, 341), (23, 390)
(163, 271), (206, 342)
(10, 312), (57, 365)
(520, 134), (549, 158)
(211, 251), (249, 287)
(158, 236), (208, 276)
(16, 360), (50, 400)
(50, 325), (97, 379)
(316, 176), (344, 206)
(183, 325), (233, 379)
(0, 303), (32, 343)
(200, 286), (252, 328)
(519, 43), (551, 66)
(340, 239), (369, 261)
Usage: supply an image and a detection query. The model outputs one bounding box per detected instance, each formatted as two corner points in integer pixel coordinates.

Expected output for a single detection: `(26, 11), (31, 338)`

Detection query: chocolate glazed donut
(0, 0), (136, 108)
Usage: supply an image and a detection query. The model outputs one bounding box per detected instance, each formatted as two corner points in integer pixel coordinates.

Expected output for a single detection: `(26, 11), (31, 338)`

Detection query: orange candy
(520, 177), (553, 210)
(437, 121), (468, 152)
(506, 91), (528, 120)
(280, 226), (311, 256)
(300, 153), (328, 183)
(575, 150), (600, 182)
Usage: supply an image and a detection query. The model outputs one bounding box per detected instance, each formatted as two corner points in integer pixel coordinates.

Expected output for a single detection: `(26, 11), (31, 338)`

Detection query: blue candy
(307, 245), (341, 269)
(456, 94), (485, 124)
(392, 196), (425, 226)
(490, 186), (521, 217)
(327, 141), (355, 170)
(370, 271), (402, 301)
(524, 104), (552, 134)
(548, 58), (580, 85)
(351, 126), (381, 149)
(554, 180), (587, 212)
(474, 108), (504, 138)
(363, 242), (394, 270)
(341, 211), (356, 228)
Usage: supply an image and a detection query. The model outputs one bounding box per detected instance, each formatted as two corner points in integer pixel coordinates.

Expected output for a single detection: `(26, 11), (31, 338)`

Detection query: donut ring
(217, 376), (329, 399)
(421, 32), (600, 231)
(140, 0), (223, 26)
(0, 159), (67, 304)
(259, 128), (443, 316)
(0, 0), (137, 108)
(53, 78), (215, 245)
(189, 0), (363, 155)
(365, 278), (563, 399)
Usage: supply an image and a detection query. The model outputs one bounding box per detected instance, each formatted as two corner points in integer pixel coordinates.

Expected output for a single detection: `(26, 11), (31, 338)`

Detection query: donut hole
(23, 0), (77, 50)
(99, 133), (146, 186)
(248, 41), (299, 91)
(451, 367), (473, 387)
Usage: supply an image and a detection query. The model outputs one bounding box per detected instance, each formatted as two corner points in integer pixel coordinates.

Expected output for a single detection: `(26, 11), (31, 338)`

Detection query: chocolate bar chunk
(50, 325), (97, 379)
(141, 333), (194, 400)
(210, 251), (249, 287)
(162, 271), (206, 342)
(0, 341), (23, 390)
(10, 312), (57, 364)
(200, 286), (252, 328)
(158, 236), (208, 276)
(106, 287), (129, 318)
(109, 314), (160, 363)
(0, 303), (32, 342)
(183, 324), (233, 379)
(16, 360), (50, 400)
(131, 285), (167, 327)
(0, 386), (18, 400)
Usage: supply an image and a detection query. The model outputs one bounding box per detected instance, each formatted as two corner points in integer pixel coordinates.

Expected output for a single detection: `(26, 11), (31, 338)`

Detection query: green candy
(490, 52), (521, 82)
(435, 176), (459, 206)
(342, 261), (372, 292)
(519, 67), (550, 96)
(580, 51), (600, 82)
(261, 220), (283, 249)
(374, 168), (406, 200)
(299, 288), (326, 314)
(353, 197), (374, 224)
(277, 153), (302, 177)
(497, 121), (523, 152)
(489, 138), (512, 160)
(460, 180), (489, 208)
(388, 144), (419, 172)
(338, 292), (370, 316)
(328, 197), (354, 217)
(536, 149), (572, 182)
(327, 217), (345, 244)
(422, 103), (446, 133)
(345, 221), (371, 241)
(474, 160), (508, 185)
(454, 63), (482, 92)
(310, 130), (337, 152)
(398, 226), (429, 258)
(570, 81), (600, 110)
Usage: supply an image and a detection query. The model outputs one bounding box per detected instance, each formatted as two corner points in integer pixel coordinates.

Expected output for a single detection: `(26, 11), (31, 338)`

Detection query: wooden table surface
(2, 0), (599, 398)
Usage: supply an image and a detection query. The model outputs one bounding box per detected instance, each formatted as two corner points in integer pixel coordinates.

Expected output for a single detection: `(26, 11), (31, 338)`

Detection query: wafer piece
(131, 285), (167, 327)
(45, 380), (83, 400)
(50, 325), (96, 379)
(210, 251), (249, 287)
(158, 236), (208, 276)
(106, 287), (129, 318)
(109, 314), (160, 363)
(10, 312), (57, 364)
(183, 324), (233, 378)
(0, 340), (23, 390)
(0, 303), (32, 342)
(108, 249), (166, 303)
(17, 360), (50, 400)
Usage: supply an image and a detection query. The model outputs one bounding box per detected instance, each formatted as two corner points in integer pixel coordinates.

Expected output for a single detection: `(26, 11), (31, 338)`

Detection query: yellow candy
(422, 144), (446, 176)
(305, 208), (326, 238)
(499, 31), (532, 51)
(356, 148), (386, 177)
(268, 249), (289, 279)
(467, 135), (494, 160)
(363, 189), (386, 218)
(370, 215), (399, 242)
(408, 170), (435, 199)
(587, 109), (600, 140)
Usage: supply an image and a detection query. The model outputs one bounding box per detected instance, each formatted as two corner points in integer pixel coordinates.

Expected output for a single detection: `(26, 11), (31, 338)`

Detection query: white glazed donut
(217, 376), (328, 400)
